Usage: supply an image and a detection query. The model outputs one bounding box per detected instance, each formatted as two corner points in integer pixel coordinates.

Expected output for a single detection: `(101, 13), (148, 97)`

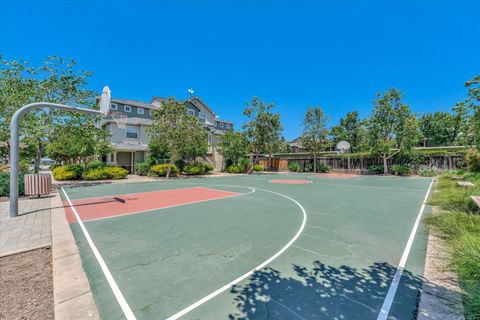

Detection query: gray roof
(111, 98), (154, 109)
(215, 118), (233, 124)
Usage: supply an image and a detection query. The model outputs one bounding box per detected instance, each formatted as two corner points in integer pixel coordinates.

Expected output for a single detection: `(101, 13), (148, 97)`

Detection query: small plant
(52, 165), (84, 180)
(150, 164), (178, 177)
(368, 164), (384, 174)
(183, 162), (214, 175)
(135, 162), (150, 176)
(466, 149), (480, 172)
(253, 164), (264, 172)
(239, 158), (250, 173)
(86, 160), (104, 170)
(390, 164), (412, 176)
(288, 162), (301, 172)
(19, 160), (30, 173)
(0, 173), (25, 197)
(418, 168), (438, 177)
(317, 163), (331, 173)
(227, 165), (242, 173)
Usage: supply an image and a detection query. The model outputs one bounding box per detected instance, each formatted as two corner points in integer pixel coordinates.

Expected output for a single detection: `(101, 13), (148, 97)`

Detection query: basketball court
(60, 173), (433, 320)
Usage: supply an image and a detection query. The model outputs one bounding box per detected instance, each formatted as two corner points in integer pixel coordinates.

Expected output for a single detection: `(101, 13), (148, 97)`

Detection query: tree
(243, 97), (283, 170)
(0, 56), (96, 172)
(463, 75), (480, 147)
(301, 106), (328, 173)
(219, 130), (249, 166)
(418, 112), (458, 147)
(367, 89), (418, 174)
(330, 111), (366, 152)
(147, 97), (207, 178)
(46, 123), (112, 164)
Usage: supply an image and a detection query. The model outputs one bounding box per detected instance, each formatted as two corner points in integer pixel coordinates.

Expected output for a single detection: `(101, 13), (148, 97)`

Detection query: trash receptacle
(24, 173), (52, 197)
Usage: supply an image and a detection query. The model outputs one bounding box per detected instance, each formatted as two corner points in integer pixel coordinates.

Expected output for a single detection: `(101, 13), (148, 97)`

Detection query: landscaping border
(417, 206), (465, 320)
(50, 192), (99, 320)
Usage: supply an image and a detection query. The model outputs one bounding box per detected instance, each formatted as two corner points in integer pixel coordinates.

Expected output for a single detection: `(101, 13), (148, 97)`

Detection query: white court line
(376, 178), (435, 320)
(61, 188), (137, 320)
(166, 186), (307, 320)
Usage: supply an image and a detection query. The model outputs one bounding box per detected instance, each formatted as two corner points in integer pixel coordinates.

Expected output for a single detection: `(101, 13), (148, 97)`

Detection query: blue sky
(1, 0), (479, 140)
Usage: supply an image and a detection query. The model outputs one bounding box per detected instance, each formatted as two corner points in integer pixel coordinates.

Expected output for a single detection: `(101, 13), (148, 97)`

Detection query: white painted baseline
(61, 187), (137, 320)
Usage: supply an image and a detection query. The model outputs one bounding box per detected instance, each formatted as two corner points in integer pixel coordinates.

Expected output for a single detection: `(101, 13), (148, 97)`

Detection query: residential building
(99, 96), (233, 173)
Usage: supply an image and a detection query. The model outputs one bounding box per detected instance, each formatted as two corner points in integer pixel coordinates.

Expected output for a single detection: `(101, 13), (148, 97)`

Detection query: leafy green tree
(330, 111), (366, 152)
(147, 97), (207, 178)
(418, 112), (458, 146)
(301, 106), (329, 172)
(243, 97), (283, 169)
(46, 124), (112, 164)
(0, 56), (96, 172)
(219, 130), (249, 166)
(367, 89), (418, 174)
(463, 75), (480, 147)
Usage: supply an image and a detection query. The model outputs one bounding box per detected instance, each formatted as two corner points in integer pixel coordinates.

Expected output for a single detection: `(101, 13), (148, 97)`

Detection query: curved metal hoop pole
(9, 102), (102, 217)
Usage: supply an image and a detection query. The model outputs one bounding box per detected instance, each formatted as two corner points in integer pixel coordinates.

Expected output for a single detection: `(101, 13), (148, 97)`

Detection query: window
(188, 109), (195, 116)
(219, 122), (224, 128)
(111, 103), (118, 110)
(126, 126), (138, 139)
(199, 112), (206, 123)
(110, 153), (115, 162)
(124, 105), (131, 112)
(137, 107), (144, 115)
(226, 124), (231, 129)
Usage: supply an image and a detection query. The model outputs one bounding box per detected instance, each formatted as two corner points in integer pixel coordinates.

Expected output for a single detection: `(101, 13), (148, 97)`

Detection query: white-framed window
(188, 109), (195, 116)
(124, 105), (131, 112)
(226, 124), (231, 129)
(199, 112), (206, 123)
(126, 125), (138, 139)
(137, 107), (144, 115)
(110, 103), (118, 110)
(219, 122), (224, 128)
(149, 109), (153, 116)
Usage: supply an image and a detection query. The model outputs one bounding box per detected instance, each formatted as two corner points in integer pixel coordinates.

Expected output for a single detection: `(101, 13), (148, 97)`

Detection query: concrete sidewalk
(0, 196), (52, 257)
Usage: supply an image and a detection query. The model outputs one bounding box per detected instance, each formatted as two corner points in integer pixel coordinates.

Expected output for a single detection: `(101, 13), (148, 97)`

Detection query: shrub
(82, 166), (128, 180)
(150, 164), (178, 177)
(135, 162), (150, 176)
(418, 168), (438, 177)
(0, 173), (25, 197)
(184, 164), (204, 175)
(253, 164), (264, 172)
(0, 165), (9, 173)
(239, 158), (250, 173)
(288, 162), (301, 172)
(52, 165), (84, 180)
(368, 164), (384, 174)
(466, 149), (480, 172)
(317, 163), (331, 173)
(227, 165), (242, 173)
(390, 164), (412, 176)
(19, 160), (30, 173)
(86, 160), (104, 170)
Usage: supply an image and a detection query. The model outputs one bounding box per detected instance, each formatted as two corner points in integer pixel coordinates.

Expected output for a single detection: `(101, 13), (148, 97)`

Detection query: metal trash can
(24, 173), (52, 197)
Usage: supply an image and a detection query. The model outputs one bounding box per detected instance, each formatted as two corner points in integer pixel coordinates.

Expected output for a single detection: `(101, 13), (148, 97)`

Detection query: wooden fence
(258, 154), (464, 173)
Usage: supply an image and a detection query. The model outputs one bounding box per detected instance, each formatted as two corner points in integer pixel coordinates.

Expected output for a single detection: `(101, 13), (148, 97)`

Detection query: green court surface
(60, 174), (433, 320)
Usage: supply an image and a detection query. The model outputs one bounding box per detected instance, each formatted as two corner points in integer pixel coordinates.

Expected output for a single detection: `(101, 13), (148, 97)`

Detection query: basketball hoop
(111, 112), (128, 129)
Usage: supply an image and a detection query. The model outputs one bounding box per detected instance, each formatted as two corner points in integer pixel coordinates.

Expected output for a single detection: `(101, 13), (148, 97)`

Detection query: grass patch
(425, 172), (480, 319)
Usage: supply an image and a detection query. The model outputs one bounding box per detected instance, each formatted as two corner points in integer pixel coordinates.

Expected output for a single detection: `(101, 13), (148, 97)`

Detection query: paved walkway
(0, 196), (52, 257)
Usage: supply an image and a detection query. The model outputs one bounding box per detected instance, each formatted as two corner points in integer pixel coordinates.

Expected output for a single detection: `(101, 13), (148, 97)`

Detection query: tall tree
(330, 111), (365, 152)
(219, 130), (249, 166)
(147, 97), (207, 178)
(367, 89), (418, 174)
(418, 112), (458, 146)
(0, 56), (96, 172)
(301, 106), (328, 173)
(463, 75), (480, 147)
(243, 97), (283, 169)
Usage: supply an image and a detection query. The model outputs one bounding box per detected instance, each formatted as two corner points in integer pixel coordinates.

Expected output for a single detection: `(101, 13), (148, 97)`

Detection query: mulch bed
(0, 247), (54, 320)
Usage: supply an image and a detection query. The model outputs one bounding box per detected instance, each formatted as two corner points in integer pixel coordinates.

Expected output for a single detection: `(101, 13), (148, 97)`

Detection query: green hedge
(226, 165), (242, 174)
(82, 166), (128, 180)
(183, 162), (214, 175)
(390, 164), (412, 176)
(135, 162), (150, 176)
(52, 165), (84, 181)
(253, 164), (264, 172)
(466, 149), (480, 172)
(0, 173), (25, 197)
(150, 164), (178, 177)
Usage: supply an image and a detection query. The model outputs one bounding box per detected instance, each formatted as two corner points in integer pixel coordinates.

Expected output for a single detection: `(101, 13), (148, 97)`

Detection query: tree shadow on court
(228, 261), (433, 320)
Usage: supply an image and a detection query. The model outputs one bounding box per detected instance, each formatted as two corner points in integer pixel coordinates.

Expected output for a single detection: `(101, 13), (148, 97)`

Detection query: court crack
(117, 253), (182, 271)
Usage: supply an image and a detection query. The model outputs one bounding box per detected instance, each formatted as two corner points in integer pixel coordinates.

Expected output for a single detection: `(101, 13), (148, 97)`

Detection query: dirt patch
(311, 172), (358, 179)
(0, 247), (54, 320)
